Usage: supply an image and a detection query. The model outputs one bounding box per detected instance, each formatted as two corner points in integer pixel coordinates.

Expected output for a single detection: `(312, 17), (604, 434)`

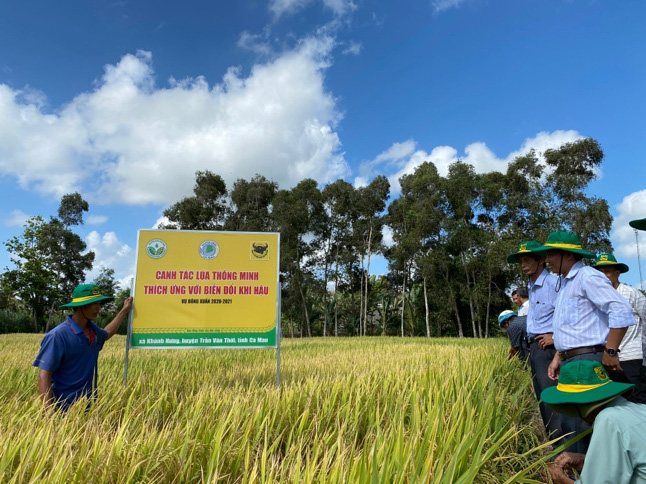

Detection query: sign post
(124, 230), (281, 385)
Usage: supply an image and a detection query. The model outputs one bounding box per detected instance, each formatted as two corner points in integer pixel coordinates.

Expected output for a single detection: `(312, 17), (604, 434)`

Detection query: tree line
(1, 138), (612, 337)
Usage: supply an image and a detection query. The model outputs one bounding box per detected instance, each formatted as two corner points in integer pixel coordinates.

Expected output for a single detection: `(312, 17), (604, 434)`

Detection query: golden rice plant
(0, 335), (547, 483)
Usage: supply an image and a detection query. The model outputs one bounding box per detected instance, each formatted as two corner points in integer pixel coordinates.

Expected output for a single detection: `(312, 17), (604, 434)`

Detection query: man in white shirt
(594, 253), (646, 404)
(513, 287), (530, 316)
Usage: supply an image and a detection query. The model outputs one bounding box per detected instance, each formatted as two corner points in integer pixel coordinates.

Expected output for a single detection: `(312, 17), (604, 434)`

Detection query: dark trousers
(608, 359), (646, 404)
(556, 351), (604, 454)
(528, 341), (561, 439)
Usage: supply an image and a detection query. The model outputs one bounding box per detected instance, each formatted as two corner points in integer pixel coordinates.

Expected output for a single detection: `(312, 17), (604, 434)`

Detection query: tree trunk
(445, 267), (464, 337)
(423, 276), (430, 338)
(400, 269), (407, 337)
(485, 277), (492, 339)
(358, 253), (365, 336)
(334, 245), (340, 337)
(45, 301), (56, 333)
(363, 223), (373, 336)
(297, 276), (312, 337)
(463, 259), (478, 338)
(473, 269), (483, 338)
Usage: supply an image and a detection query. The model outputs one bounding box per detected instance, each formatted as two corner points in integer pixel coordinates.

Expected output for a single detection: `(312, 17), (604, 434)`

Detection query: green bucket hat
(541, 360), (634, 417)
(59, 284), (114, 308)
(593, 253), (629, 273)
(629, 218), (646, 231)
(506, 240), (547, 264)
(537, 231), (595, 258)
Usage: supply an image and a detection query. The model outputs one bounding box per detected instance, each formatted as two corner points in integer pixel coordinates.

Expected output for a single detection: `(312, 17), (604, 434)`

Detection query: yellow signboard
(131, 230), (280, 348)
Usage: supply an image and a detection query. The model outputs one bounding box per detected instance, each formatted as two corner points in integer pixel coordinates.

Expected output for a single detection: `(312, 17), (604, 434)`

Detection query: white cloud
(382, 226), (394, 248)
(612, 189), (646, 259)
(342, 41), (362, 56)
(152, 215), (170, 229)
(0, 39), (349, 206)
(237, 28), (274, 56)
(359, 130), (584, 194)
(4, 209), (29, 227)
(85, 230), (134, 285)
(87, 215), (108, 225)
(270, 0), (356, 18)
(432, 0), (468, 14)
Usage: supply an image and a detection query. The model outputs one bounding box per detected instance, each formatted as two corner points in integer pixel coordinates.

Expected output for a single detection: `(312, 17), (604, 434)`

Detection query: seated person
(541, 360), (646, 483)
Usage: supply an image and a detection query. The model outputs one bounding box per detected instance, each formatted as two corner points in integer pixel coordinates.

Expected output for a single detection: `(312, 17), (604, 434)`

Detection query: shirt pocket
(561, 298), (578, 327)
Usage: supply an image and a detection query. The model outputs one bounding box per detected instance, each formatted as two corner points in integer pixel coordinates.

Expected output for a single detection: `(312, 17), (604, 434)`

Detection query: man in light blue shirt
(507, 240), (562, 443)
(537, 232), (635, 380)
(542, 360), (646, 484)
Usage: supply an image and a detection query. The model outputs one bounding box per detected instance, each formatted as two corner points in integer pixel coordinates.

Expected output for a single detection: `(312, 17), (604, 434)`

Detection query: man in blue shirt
(507, 240), (563, 444)
(33, 284), (133, 410)
(542, 360), (646, 484)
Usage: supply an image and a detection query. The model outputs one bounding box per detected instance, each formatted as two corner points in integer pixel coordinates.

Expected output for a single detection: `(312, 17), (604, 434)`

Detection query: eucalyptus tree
(321, 180), (356, 336)
(271, 179), (326, 337)
(162, 170), (229, 230)
(353, 176), (389, 336)
(225, 174), (277, 232)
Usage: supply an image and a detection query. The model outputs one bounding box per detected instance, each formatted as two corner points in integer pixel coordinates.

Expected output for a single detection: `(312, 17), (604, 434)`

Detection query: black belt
(558, 345), (605, 361)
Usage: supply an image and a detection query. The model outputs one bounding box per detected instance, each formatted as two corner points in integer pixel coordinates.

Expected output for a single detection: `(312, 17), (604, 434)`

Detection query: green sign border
(131, 328), (276, 348)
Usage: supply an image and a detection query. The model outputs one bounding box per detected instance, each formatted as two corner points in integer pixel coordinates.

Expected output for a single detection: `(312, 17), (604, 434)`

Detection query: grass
(0, 335), (547, 482)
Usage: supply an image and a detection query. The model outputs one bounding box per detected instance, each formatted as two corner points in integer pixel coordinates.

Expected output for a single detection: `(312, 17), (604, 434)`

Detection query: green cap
(541, 360), (634, 416)
(536, 231), (595, 258)
(506, 240), (547, 264)
(593, 253), (629, 274)
(629, 218), (646, 231)
(59, 284), (114, 308)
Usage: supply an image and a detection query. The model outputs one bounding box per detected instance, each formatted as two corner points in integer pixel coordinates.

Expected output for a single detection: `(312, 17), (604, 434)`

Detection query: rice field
(0, 335), (548, 483)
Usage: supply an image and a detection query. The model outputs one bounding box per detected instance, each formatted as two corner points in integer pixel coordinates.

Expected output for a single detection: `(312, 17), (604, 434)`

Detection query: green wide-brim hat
(60, 284), (114, 308)
(541, 360), (634, 407)
(506, 240), (547, 264)
(593, 253), (629, 274)
(536, 231), (595, 258)
(630, 218), (646, 231)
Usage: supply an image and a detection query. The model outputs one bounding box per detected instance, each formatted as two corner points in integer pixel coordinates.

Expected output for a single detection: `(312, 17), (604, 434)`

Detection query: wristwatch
(605, 347), (620, 357)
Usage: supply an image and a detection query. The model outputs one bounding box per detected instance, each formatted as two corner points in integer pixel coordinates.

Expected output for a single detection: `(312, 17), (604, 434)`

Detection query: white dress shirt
(552, 261), (635, 352)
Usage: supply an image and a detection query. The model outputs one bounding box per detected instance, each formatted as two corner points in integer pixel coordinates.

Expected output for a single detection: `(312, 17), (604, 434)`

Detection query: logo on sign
(199, 240), (220, 260)
(146, 239), (167, 259)
(251, 242), (269, 259)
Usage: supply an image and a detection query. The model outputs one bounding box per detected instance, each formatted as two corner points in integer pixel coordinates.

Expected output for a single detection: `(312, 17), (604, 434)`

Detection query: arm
(38, 369), (54, 409)
(602, 327), (628, 372)
(104, 297), (133, 339)
(548, 352), (561, 380)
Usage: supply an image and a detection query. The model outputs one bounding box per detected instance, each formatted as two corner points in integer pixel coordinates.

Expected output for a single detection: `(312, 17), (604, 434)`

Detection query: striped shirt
(617, 283), (646, 362)
(527, 269), (558, 336)
(553, 261), (635, 352)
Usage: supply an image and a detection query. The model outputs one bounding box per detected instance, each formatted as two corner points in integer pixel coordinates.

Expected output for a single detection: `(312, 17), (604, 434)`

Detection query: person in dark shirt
(499, 310), (529, 361)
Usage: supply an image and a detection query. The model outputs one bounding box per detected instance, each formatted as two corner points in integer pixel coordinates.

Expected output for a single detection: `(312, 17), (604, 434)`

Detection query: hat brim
(629, 218), (646, 231)
(594, 261), (629, 273)
(506, 250), (547, 264)
(541, 381), (634, 406)
(60, 295), (114, 308)
(536, 244), (595, 258)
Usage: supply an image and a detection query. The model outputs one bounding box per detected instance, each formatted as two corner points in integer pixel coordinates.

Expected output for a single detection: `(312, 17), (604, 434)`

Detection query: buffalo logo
(251, 242), (269, 259)
(600, 255), (609, 261)
(594, 366), (609, 381)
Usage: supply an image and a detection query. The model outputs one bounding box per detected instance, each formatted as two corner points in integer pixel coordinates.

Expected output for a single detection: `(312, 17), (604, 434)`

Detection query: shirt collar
(65, 316), (97, 334)
(565, 260), (585, 280)
(530, 269), (549, 288)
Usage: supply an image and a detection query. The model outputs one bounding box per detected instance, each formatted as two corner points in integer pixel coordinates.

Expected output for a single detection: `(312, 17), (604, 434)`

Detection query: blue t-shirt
(33, 317), (109, 409)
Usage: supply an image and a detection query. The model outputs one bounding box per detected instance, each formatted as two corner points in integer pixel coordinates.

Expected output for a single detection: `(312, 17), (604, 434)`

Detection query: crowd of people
(499, 217), (646, 483)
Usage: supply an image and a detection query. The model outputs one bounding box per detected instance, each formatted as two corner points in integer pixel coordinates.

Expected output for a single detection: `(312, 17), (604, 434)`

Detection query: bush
(0, 308), (34, 333)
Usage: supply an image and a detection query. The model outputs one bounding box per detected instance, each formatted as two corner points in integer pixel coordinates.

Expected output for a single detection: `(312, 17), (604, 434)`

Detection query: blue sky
(1, 0), (645, 288)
